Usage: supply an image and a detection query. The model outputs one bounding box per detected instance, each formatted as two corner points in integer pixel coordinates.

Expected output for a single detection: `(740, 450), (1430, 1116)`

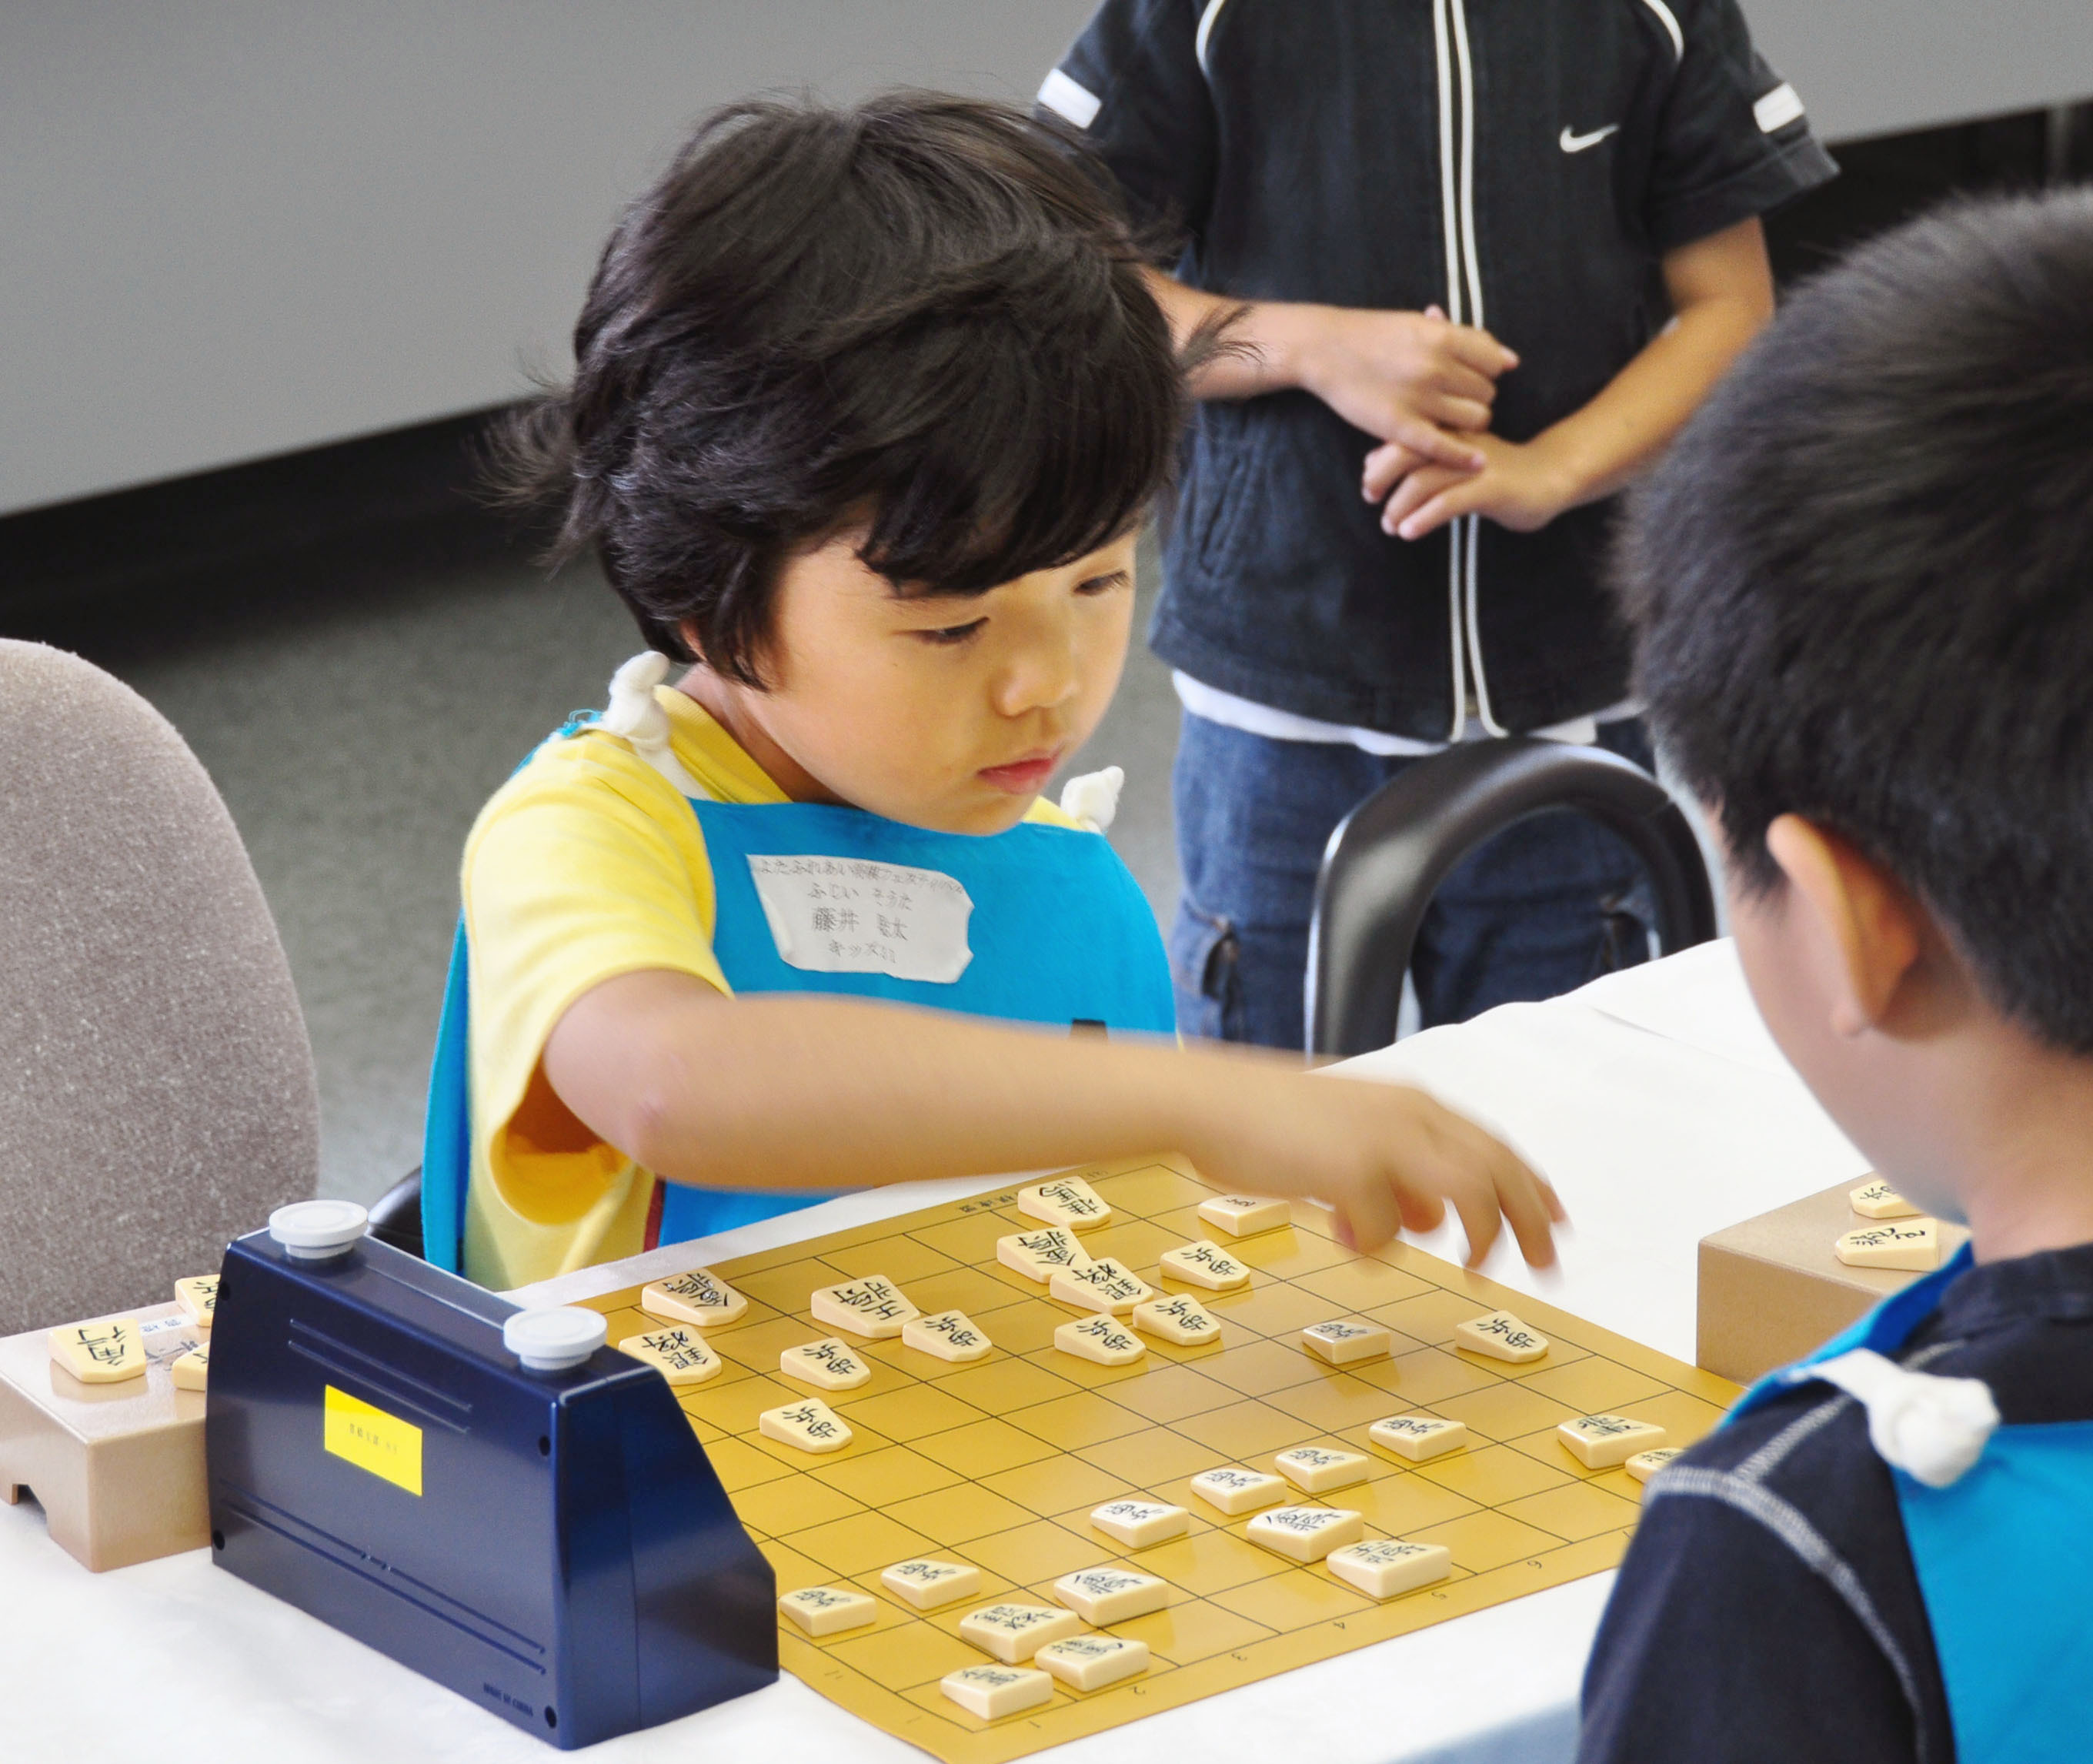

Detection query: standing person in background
(1039, 0), (1834, 1048)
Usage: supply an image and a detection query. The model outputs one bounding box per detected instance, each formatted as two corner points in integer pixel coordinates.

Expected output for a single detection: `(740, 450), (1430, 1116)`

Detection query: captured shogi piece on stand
(576, 1151), (1738, 1764)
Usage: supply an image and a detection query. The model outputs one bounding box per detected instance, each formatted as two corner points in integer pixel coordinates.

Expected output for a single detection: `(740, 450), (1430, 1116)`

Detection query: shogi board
(579, 1154), (1738, 1763)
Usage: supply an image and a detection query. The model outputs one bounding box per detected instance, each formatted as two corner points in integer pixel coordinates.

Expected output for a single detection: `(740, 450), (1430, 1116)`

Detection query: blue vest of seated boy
(422, 658), (1173, 1278)
(1724, 1248), (2093, 1764)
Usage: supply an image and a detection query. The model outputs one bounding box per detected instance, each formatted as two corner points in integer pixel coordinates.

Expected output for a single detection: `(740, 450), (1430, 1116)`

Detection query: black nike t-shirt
(1040, 0), (1836, 738)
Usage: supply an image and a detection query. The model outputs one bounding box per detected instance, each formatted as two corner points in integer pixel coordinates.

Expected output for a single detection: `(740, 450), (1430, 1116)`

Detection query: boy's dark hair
(492, 91), (1205, 685)
(1621, 189), (2093, 1051)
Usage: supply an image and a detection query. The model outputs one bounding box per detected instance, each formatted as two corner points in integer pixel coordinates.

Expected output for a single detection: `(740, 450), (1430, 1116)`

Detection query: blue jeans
(1170, 712), (1657, 1049)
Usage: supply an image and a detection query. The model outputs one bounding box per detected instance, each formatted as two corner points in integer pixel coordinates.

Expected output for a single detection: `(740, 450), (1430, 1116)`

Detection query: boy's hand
(1364, 430), (1576, 540)
(1290, 304), (1518, 471)
(1187, 1067), (1564, 1269)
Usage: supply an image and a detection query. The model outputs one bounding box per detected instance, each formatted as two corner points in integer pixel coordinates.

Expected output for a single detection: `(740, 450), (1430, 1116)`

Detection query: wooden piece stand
(0, 1301), (210, 1570)
(1697, 1182), (1969, 1383)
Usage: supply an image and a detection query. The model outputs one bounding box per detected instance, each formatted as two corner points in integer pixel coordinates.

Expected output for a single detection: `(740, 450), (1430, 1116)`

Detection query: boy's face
(710, 528), (1138, 835)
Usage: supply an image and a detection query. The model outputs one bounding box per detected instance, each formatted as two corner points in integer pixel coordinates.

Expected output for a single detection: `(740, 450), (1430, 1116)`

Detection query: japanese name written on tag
(746, 855), (973, 984)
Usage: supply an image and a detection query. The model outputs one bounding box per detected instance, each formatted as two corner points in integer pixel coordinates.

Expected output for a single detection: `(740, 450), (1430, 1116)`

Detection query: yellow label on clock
(323, 1385), (423, 1495)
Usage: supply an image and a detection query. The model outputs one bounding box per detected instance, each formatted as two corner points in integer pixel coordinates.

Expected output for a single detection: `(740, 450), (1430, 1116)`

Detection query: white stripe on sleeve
(1754, 82), (1805, 133)
(1037, 67), (1103, 130)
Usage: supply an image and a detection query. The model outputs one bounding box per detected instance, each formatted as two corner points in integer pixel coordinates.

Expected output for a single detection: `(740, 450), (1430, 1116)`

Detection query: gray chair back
(0, 640), (318, 1333)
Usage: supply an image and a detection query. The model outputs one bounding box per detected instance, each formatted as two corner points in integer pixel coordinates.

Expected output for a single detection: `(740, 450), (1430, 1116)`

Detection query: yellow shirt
(459, 685), (1078, 1290)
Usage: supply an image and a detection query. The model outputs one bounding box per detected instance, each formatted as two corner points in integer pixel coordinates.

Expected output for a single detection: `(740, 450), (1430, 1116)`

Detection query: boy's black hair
(1621, 189), (2093, 1051)
(492, 91), (1208, 685)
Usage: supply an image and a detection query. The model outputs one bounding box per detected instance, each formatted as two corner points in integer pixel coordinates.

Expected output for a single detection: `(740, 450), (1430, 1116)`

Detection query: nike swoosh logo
(1560, 123), (1621, 153)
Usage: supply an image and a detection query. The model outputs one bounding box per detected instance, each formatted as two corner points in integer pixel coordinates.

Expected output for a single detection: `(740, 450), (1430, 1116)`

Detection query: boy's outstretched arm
(1141, 269), (1517, 473)
(1364, 216), (1776, 538)
(543, 968), (1562, 1269)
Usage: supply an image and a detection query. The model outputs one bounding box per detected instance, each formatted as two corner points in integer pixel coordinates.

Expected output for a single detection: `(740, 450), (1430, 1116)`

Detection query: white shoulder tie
(1058, 765), (1125, 833)
(596, 652), (710, 800)
(1810, 1348), (2001, 1488)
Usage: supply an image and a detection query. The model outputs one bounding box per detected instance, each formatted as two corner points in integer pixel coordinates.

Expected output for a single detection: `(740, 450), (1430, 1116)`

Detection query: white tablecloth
(0, 940), (1863, 1764)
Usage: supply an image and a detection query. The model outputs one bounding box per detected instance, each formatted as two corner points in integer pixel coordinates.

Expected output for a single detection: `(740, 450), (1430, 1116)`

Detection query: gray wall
(5, 1), (2090, 517)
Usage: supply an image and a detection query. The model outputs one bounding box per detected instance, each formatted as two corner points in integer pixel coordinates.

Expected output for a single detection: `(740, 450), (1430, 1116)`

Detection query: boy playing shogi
(1582, 190), (2093, 1761)
(422, 94), (1560, 1290)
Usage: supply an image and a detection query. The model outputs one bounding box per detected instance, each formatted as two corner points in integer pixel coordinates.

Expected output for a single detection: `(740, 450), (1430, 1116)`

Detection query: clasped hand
(1312, 303), (1572, 540)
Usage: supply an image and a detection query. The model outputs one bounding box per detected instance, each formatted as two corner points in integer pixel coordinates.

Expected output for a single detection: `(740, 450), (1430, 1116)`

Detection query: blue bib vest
(420, 723), (1175, 1275)
(1729, 1244), (2093, 1763)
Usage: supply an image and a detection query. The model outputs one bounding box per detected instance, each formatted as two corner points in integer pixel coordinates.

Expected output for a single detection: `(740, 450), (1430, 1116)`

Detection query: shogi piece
(1274, 1445), (1370, 1494)
(1090, 1498), (1189, 1549)
(1369, 1415), (1470, 1463)
(778, 1336), (873, 1391)
(811, 1274), (919, 1339)
(1835, 1220), (1940, 1271)
(1627, 1447), (1684, 1483)
(1053, 1566), (1168, 1624)
(941, 1664), (1053, 1719)
(1188, 1466), (1287, 1515)
(1850, 1179), (1921, 1221)
(1454, 1311), (1549, 1363)
(880, 1558), (983, 1610)
(1157, 1239), (1250, 1291)
(640, 1268), (748, 1328)
(173, 1276), (219, 1331)
(778, 1585), (877, 1635)
(997, 1226), (1093, 1282)
(958, 1602), (1086, 1664)
(1036, 1634), (1150, 1692)
(1131, 1292), (1222, 1346)
(48, 1318), (145, 1385)
(1050, 1258), (1153, 1315)
(759, 1398), (853, 1454)
(1197, 1194), (1291, 1238)
(903, 1309), (992, 1361)
(169, 1341), (210, 1391)
(1301, 1320), (1391, 1366)
(1327, 1539), (1452, 1600)
(1558, 1415), (1668, 1469)
(1019, 1175), (1113, 1231)
(1055, 1315), (1146, 1366)
(1247, 1505), (1364, 1564)
(616, 1327), (724, 1386)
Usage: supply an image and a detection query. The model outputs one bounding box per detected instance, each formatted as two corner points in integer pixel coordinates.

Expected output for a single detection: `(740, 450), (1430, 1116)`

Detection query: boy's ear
(1763, 814), (1924, 1036)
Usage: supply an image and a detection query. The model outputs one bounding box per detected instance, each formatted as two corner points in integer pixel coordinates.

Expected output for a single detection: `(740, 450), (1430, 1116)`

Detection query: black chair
(1305, 737), (1718, 1059)
(368, 1168), (426, 1259)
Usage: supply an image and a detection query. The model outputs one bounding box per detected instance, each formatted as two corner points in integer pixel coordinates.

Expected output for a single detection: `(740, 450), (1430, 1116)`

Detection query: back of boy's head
(1621, 189), (2093, 1051)
(495, 91), (1190, 685)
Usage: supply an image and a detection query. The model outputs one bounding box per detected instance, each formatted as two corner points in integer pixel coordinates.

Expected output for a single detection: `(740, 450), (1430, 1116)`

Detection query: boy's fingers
(1424, 393), (1494, 432)
(1430, 362), (1500, 406)
(1445, 326), (1520, 376)
(1447, 1178), (1504, 1271)
(1340, 1177), (1404, 1256)
(1394, 479), (1480, 540)
(1387, 415), (1487, 471)
(1361, 440), (1434, 501)
(1424, 1112), (1559, 1268)
(1397, 1188), (1447, 1234)
(1494, 1168), (1561, 1268)
(1379, 467), (1459, 533)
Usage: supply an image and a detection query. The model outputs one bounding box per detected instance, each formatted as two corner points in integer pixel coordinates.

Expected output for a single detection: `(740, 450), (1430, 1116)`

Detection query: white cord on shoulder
(1808, 1348), (2001, 1488)
(596, 652), (711, 800)
(1059, 766), (1125, 832)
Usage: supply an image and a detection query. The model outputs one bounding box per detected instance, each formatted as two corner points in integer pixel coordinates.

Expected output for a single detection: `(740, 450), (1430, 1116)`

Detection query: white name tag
(746, 855), (973, 984)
